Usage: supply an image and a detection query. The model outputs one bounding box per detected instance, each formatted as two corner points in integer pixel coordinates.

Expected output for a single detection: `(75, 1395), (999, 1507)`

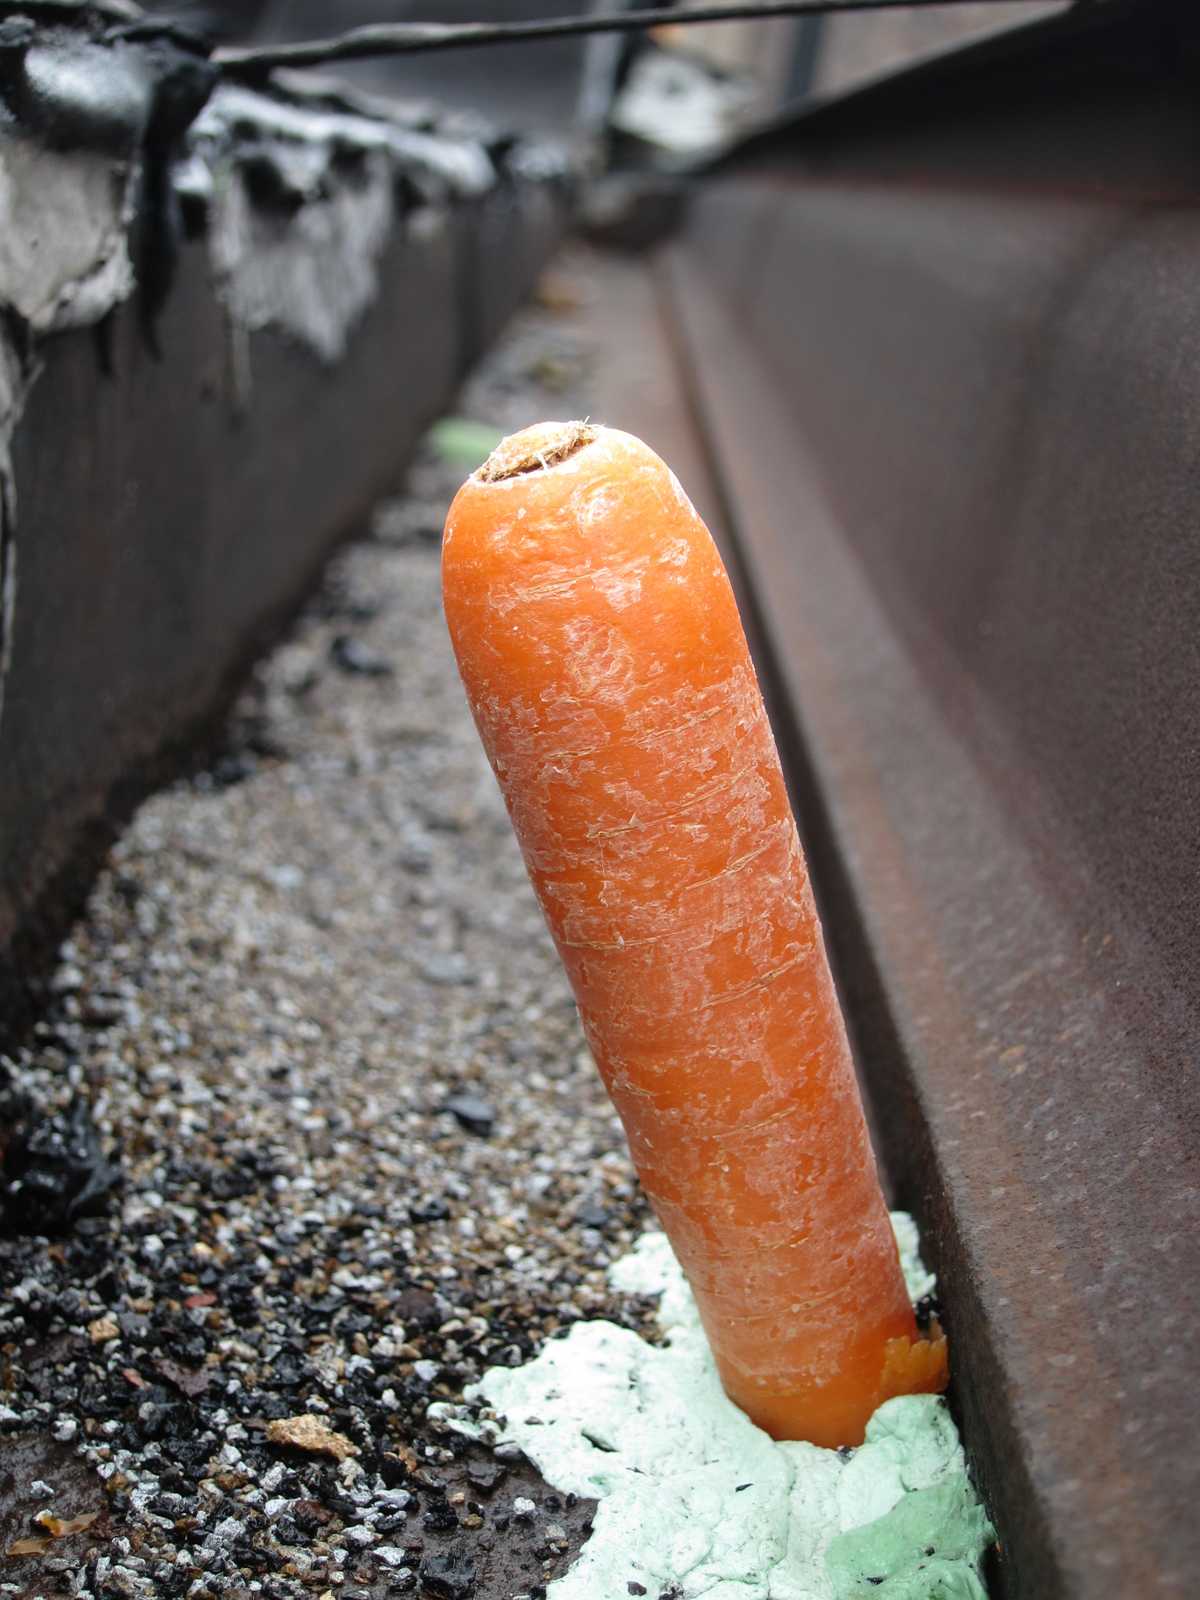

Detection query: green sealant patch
(429, 416), (508, 473)
(432, 1214), (993, 1600)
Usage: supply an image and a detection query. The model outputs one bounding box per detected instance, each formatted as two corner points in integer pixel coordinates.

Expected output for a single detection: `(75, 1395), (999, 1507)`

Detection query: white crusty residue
(207, 143), (393, 365)
(432, 1215), (992, 1600)
(0, 136), (137, 333)
(191, 83), (498, 364)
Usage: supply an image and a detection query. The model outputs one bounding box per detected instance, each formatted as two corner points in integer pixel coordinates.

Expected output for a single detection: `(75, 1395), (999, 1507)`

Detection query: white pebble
(373, 1547), (410, 1569)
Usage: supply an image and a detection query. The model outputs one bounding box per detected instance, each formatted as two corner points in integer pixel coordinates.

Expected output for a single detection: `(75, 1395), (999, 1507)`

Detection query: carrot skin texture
(441, 424), (946, 1447)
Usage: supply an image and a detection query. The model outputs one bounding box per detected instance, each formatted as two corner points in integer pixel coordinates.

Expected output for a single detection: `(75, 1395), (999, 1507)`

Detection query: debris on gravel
(0, 1095), (121, 1237)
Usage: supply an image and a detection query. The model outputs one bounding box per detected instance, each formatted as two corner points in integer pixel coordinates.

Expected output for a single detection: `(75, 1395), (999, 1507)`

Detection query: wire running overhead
(215, 0), (1061, 79)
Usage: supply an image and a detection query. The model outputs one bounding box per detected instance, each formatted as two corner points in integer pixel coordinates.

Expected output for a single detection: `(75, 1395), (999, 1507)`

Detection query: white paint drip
(192, 85), (495, 199)
(207, 145), (394, 366)
(432, 1215), (992, 1599)
(193, 82), (497, 365)
(0, 137), (137, 333)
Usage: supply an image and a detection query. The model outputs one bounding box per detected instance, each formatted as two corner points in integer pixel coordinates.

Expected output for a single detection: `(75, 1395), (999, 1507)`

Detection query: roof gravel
(0, 251), (657, 1600)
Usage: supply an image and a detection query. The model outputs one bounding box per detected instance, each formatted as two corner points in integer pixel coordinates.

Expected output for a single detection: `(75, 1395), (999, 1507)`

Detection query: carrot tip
(878, 1326), (951, 1408)
(476, 420), (596, 483)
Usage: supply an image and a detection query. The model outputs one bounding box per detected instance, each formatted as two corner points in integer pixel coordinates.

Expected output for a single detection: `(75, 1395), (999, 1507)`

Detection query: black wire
(215, 0), (1062, 79)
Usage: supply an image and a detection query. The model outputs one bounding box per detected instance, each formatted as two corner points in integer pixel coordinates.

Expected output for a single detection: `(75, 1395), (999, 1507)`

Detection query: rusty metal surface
(719, 0), (1194, 198)
(657, 10), (1200, 1594)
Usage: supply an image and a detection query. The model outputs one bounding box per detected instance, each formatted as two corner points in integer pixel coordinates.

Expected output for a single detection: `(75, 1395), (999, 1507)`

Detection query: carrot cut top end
(476, 420), (597, 484)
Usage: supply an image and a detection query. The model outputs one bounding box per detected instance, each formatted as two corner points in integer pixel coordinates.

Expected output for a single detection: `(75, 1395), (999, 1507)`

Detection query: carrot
(441, 421), (947, 1447)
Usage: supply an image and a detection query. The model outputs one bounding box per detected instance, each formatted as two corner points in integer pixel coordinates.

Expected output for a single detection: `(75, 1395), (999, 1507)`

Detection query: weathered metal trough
(0, 3), (572, 1022)
(0, 2), (1196, 1598)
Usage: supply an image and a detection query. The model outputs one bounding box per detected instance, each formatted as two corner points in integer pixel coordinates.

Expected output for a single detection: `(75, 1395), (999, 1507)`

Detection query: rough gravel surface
(0, 255), (662, 1600)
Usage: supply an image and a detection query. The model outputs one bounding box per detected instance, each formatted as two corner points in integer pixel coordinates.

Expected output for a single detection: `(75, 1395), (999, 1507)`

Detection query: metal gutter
(661, 3), (1200, 1595)
(708, 0), (1157, 183)
(0, 9), (573, 1028)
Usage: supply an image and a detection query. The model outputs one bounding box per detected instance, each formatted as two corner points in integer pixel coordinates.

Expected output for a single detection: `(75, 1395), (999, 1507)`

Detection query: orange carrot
(442, 421), (947, 1447)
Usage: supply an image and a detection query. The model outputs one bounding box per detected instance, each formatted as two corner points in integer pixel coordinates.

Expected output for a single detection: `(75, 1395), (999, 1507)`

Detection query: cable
(216, 0), (1063, 79)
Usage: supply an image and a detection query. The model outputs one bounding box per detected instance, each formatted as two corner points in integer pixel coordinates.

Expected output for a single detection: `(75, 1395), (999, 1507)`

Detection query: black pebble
(210, 751), (258, 788)
(410, 1196), (451, 1223)
(914, 1293), (941, 1332)
(380, 1456), (411, 1488)
(331, 634), (394, 677)
(422, 1498), (460, 1534)
(419, 1548), (476, 1598)
(466, 1459), (505, 1493)
(442, 1094), (495, 1137)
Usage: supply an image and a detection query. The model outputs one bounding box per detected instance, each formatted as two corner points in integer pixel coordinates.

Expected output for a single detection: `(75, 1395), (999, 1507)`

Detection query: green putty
(432, 1215), (993, 1599)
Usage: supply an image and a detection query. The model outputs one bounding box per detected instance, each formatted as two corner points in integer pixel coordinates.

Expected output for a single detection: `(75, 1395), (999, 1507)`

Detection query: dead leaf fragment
(154, 1356), (213, 1397)
(34, 1510), (100, 1537)
(7, 1536), (51, 1556)
(265, 1414), (359, 1461)
(6, 1510), (99, 1555)
(87, 1316), (119, 1344)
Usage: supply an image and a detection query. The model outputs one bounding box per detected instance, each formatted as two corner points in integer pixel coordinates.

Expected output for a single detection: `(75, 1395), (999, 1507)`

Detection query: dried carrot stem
(442, 422), (947, 1447)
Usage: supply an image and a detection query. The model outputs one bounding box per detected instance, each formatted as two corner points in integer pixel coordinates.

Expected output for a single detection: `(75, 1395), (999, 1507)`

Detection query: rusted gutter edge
(704, 0), (1169, 184)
